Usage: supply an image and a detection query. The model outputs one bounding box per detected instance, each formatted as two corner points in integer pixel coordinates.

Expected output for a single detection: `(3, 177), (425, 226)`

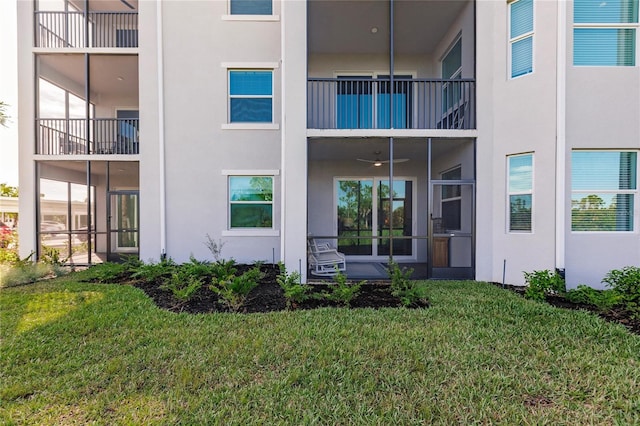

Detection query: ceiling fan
(356, 151), (409, 167)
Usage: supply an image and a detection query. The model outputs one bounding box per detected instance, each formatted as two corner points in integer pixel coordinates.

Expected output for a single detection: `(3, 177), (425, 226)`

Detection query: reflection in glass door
(337, 178), (414, 257)
(108, 191), (139, 260)
(337, 180), (373, 255)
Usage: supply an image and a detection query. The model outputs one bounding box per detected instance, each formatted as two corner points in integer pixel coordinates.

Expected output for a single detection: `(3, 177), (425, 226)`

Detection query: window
(229, 176), (273, 228)
(441, 166), (462, 231)
(574, 0), (638, 66)
(441, 37), (466, 129)
(572, 151), (637, 231)
(229, 70), (273, 123)
(230, 0), (272, 15)
(508, 153), (533, 232)
(509, 0), (534, 78)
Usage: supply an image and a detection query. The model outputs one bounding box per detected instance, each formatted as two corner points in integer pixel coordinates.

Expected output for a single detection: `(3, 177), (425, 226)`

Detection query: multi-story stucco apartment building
(17, 0), (639, 288)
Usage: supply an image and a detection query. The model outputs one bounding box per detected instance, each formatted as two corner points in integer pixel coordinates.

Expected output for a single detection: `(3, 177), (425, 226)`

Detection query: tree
(0, 102), (8, 127)
(0, 184), (18, 197)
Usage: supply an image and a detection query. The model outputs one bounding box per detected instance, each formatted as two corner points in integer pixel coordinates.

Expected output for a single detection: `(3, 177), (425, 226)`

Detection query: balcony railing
(35, 11), (138, 48)
(37, 118), (139, 155)
(307, 78), (476, 130)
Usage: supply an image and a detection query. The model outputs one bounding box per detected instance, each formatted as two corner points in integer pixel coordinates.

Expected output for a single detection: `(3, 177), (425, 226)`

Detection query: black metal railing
(37, 118), (139, 155)
(35, 11), (138, 48)
(307, 78), (476, 130)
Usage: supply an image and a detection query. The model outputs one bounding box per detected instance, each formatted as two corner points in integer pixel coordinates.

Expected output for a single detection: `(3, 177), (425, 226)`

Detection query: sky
(0, 0), (19, 187)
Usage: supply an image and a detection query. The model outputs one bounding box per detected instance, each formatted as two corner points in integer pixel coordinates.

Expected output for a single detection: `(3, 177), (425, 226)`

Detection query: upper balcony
(35, 0), (138, 49)
(307, 0), (475, 132)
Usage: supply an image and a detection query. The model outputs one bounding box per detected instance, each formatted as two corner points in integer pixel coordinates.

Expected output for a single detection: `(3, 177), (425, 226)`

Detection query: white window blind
(509, 0), (534, 78)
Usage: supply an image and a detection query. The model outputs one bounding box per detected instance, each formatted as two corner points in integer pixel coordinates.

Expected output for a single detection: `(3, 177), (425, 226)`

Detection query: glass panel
(378, 180), (412, 256)
(571, 193), (634, 231)
(337, 180), (373, 255)
(229, 177), (273, 201)
(510, 194), (532, 231)
(511, 0), (534, 38)
(442, 38), (462, 78)
(230, 0), (272, 15)
(230, 98), (273, 122)
(230, 204), (273, 228)
(512, 36), (534, 77)
(574, 0), (639, 23)
(229, 71), (272, 96)
(39, 178), (70, 261)
(337, 78), (373, 129)
(509, 154), (533, 192)
(572, 151), (637, 190)
(114, 194), (138, 248)
(38, 78), (66, 119)
(574, 28), (636, 66)
(70, 183), (88, 230)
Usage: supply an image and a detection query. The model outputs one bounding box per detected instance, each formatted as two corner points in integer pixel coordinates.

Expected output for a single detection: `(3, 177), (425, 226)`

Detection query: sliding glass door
(337, 178), (414, 258)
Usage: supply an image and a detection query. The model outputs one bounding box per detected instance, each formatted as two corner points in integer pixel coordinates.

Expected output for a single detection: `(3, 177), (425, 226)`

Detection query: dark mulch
(493, 283), (640, 336)
(124, 265), (428, 314)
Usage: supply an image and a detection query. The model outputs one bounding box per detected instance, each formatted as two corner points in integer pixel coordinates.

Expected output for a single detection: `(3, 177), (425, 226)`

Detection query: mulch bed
(493, 283), (640, 336)
(126, 264), (428, 314)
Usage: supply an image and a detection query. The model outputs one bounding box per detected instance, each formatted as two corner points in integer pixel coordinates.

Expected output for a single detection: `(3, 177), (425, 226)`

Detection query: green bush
(83, 262), (130, 283)
(565, 285), (622, 311)
(161, 270), (203, 304)
(131, 257), (177, 283)
(523, 269), (565, 301)
(276, 264), (310, 309)
(388, 262), (428, 307)
(602, 266), (640, 317)
(326, 271), (363, 307)
(210, 266), (263, 312)
(210, 259), (238, 282)
(0, 262), (54, 288)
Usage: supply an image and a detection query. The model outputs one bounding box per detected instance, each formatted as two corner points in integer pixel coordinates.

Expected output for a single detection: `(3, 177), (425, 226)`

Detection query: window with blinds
(571, 151), (638, 231)
(230, 0), (272, 15)
(228, 70), (273, 123)
(508, 153), (533, 232)
(573, 0), (639, 66)
(509, 0), (534, 78)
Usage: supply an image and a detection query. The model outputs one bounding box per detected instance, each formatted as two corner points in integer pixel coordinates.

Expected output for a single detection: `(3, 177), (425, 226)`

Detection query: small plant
(181, 255), (214, 280)
(523, 269), (565, 301)
(83, 262), (129, 283)
(387, 262), (428, 307)
(40, 246), (67, 266)
(161, 271), (203, 306)
(204, 234), (226, 262)
(210, 259), (238, 281)
(565, 285), (622, 311)
(131, 257), (177, 283)
(602, 266), (640, 317)
(326, 270), (363, 307)
(210, 266), (263, 312)
(277, 263), (310, 309)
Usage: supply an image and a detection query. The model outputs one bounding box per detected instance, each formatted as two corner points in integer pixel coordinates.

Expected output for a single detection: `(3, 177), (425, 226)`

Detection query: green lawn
(1, 275), (639, 425)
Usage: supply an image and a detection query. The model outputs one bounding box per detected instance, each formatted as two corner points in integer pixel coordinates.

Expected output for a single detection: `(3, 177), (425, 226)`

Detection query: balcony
(307, 77), (475, 130)
(37, 118), (139, 155)
(35, 10), (138, 48)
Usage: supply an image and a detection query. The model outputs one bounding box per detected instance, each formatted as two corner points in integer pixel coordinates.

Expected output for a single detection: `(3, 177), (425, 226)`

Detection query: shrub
(210, 259), (238, 282)
(276, 263), (310, 309)
(161, 271), (203, 305)
(326, 270), (363, 307)
(565, 285), (622, 312)
(210, 266), (263, 312)
(387, 262), (428, 307)
(83, 262), (130, 283)
(523, 269), (565, 302)
(602, 266), (640, 317)
(0, 262), (53, 288)
(131, 257), (177, 283)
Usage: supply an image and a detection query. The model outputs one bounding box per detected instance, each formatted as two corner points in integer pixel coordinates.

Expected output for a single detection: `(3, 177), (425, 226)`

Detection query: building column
(281, 0), (308, 280)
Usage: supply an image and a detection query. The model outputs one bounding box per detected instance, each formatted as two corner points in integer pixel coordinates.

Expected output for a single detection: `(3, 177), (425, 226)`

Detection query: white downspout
(157, 0), (167, 257)
(280, 1), (287, 267)
(555, 1), (566, 272)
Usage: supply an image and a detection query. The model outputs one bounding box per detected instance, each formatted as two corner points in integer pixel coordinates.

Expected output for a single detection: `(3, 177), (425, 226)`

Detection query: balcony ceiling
(68, 0), (138, 12)
(308, 0), (469, 55)
(39, 55), (138, 100)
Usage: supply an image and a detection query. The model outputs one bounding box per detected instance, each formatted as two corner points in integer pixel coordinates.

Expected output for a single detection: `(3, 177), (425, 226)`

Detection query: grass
(1, 275), (639, 425)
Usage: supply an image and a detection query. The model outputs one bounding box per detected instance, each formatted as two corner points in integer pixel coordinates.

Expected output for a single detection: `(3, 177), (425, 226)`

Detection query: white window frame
(222, 170), (279, 237)
(507, 153), (534, 233)
(222, 64), (279, 130)
(573, 0), (640, 67)
(508, 0), (535, 79)
(570, 150), (638, 233)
